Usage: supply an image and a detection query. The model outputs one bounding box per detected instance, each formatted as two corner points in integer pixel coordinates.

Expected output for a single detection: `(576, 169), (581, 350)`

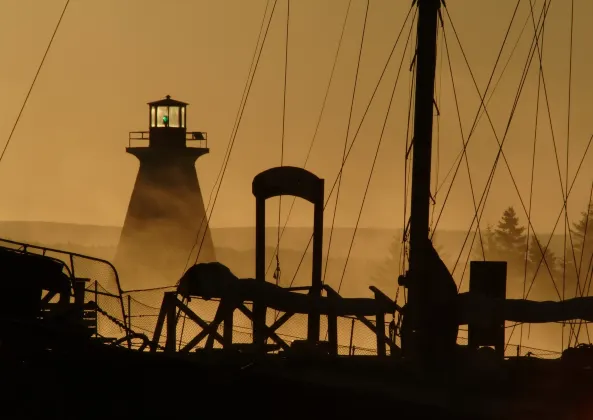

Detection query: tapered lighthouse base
(115, 147), (215, 289)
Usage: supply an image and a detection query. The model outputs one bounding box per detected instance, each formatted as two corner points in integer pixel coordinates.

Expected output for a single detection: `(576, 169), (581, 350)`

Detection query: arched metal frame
(252, 166), (324, 344)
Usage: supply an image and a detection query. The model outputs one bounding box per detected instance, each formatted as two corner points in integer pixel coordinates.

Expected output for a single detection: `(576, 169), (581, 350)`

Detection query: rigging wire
(323, 0), (370, 284)
(401, 11), (418, 292)
(450, 1), (551, 290)
(429, 15), (444, 235)
(439, 2), (562, 300)
(288, 4), (417, 289)
(182, 0), (274, 274)
(521, 0), (546, 352)
(456, 3), (559, 301)
(429, 0), (523, 242)
(564, 0), (574, 348)
(524, 133), (593, 299)
(432, 3), (540, 202)
(575, 181), (593, 343)
(526, 0), (582, 303)
(274, 0), (290, 286)
(439, 14), (485, 261)
(264, 0), (354, 278)
(192, 0), (280, 265)
(336, 9), (415, 296)
(0, 0), (71, 166)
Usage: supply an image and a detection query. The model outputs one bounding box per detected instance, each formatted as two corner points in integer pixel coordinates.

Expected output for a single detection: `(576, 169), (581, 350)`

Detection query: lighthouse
(115, 95), (216, 288)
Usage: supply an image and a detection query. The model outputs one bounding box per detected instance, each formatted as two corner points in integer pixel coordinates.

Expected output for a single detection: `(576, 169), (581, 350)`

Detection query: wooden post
(349, 318), (355, 356)
(165, 294), (177, 352)
(253, 197), (267, 348)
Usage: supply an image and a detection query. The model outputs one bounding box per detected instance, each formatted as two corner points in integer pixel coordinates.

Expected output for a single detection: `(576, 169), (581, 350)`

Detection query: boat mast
(401, 0), (441, 356)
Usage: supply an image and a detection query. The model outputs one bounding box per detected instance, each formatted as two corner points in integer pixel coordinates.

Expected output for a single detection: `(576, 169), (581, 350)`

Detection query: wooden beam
(237, 304), (290, 351)
(173, 297), (225, 346)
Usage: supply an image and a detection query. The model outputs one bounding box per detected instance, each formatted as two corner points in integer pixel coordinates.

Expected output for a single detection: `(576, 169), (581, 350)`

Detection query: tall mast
(402, 0), (440, 356)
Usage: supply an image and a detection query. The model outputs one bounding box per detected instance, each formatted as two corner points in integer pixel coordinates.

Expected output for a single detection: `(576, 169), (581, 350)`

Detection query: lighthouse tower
(115, 95), (216, 288)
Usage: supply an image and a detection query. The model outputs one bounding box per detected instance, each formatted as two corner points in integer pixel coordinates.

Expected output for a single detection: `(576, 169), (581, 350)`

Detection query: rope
(324, 0), (369, 284)
(430, 0), (522, 241)
(439, 14), (485, 261)
(520, 0), (547, 352)
(0, 0), (70, 166)
(288, 3), (416, 288)
(337, 10), (415, 296)
(274, 0), (290, 286)
(181, 0), (276, 273)
(265, 0), (353, 278)
(440, 2), (561, 298)
(564, 0), (575, 349)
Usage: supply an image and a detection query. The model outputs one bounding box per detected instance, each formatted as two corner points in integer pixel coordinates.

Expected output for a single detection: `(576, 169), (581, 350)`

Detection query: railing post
(349, 318), (355, 356)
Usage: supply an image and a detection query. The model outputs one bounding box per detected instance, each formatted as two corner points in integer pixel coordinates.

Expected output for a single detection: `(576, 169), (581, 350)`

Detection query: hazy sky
(1, 0), (592, 235)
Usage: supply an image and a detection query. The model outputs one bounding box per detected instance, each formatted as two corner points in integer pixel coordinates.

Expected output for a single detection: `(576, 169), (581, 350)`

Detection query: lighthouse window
(156, 106), (169, 127)
(181, 107), (186, 128)
(168, 106), (180, 128)
(150, 107), (156, 127)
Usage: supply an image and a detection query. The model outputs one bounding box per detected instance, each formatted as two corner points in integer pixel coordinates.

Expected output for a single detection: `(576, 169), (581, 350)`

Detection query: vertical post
(94, 280), (99, 337)
(253, 197), (267, 348)
(307, 184), (324, 342)
(376, 312), (386, 357)
(165, 294), (177, 352)
(403, 0), (441, 358)
(127, 294), (132, 349)
(349, 318), (355, 356)
(127, 295), (132, 330)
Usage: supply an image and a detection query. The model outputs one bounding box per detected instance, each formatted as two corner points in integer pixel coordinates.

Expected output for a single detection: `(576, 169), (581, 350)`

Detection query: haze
(0, 0), (590, 238)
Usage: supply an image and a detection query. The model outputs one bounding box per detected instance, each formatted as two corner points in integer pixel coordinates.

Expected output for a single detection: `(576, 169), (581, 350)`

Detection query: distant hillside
(0, 221), (569, 261)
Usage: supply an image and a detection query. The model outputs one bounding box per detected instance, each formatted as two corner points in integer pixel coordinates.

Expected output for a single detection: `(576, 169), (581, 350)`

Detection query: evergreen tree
(527, 236), (556, 274)
(563, 203), (593, 297)
(493, 207), (526, 275)
(471, 224), (500, 261)
(371, 234), (404, 296)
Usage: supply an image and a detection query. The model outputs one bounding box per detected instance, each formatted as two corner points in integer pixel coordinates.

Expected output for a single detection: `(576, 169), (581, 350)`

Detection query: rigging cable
(0, 0), (71, 166)
(564, 0), (575, 348)
(429, 13), (444, 236)
(429, 0), (522, 243)
(182, 0), (274, 274)
(192, 0), (280, 265)
(439, 12), (485, 261)
(288, 4), (417, 288)
(520, 0), (547, 352)
(524, 0), (582, 302)
(274, 0), (290, 286)
(438, 2), (562, 299)
(323, 0), (370, 284)
(337, 8), (415, 296)
(433, 5), (539, 202)
(265, 0), (354, 278)
(524, 133), (593, 299)
(578, 182), (593, 344)
(455, 2), (559, 300)
(401, 11), (418, 299)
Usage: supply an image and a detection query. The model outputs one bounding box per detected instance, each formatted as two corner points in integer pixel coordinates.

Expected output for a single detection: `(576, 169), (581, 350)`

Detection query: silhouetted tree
(527, 236), (556, 273)
(471, 224), (500, 261)
(371, 235), (404, 297)
(561, 203), (593, 297)
(494, 207), (527, 277)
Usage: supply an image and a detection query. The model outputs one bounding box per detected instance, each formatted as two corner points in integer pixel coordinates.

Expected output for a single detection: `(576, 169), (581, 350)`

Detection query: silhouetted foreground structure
(115, 96), (215, 288)
(6, 1), (593, 418)
(3, 165), (593, 418)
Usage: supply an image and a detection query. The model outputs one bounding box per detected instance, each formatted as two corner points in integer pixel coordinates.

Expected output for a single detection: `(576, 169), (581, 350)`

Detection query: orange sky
(0, 0), (592, 235)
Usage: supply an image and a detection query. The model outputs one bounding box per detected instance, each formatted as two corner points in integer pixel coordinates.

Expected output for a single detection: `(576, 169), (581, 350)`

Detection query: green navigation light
(162, 115), (169, 125)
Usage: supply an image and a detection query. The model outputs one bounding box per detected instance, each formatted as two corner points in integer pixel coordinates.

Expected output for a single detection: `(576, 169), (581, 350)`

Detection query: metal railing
(128, 131), (208, 148)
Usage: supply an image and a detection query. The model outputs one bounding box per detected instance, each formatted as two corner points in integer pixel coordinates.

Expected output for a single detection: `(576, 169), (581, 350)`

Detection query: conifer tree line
(373, 203), (593, 300)
(471, 204), (593, 298)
